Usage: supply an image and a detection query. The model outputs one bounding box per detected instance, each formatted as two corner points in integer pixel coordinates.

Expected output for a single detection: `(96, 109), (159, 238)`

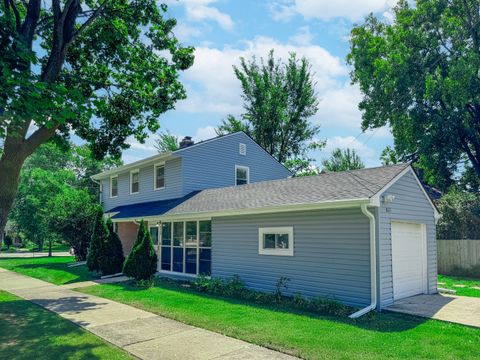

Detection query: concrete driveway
(386, 294), (480, 328)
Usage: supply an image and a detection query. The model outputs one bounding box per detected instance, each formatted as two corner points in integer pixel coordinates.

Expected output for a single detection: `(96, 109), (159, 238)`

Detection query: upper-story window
(235, 165), (249, 186)
(130, 170), (139, 194)
(154, 163), (165, 190)
(110, 176), (118, 198)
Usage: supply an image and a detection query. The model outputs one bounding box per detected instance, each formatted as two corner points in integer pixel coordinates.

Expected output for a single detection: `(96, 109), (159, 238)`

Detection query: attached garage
(391, 221), (427, 300)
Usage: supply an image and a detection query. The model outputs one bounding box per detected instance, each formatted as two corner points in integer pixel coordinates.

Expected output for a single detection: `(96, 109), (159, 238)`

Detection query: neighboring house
(92, 132), (440, 314)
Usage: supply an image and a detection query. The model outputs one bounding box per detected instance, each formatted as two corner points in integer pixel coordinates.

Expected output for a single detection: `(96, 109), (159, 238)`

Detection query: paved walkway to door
(386, 294), (480, 328)
(0, 268), (296, 360)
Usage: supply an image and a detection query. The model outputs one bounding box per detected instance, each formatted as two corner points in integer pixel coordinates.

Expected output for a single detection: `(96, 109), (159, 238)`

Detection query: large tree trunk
(0, 142), (28, 251)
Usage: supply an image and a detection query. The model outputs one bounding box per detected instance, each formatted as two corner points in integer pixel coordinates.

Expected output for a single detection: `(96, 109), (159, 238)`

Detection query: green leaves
(216, 50), (322, 174)
(348, 0), (480, 190)
(322, 148), (365, 172)
(1, 0), (194, 158)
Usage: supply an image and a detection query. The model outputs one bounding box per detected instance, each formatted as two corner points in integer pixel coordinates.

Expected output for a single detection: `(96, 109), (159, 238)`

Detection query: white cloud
(315, 83), (363, 130)
(270, 0), (397, 21)
(322, 135), (376, 161)
(178, 36), (347, 115)
(192, 125), (217, 141)
(168, 0), (234, 30)
(174, 23), (203, 41)
(126, 136), (157, 153)
(289, 26), (313, 46)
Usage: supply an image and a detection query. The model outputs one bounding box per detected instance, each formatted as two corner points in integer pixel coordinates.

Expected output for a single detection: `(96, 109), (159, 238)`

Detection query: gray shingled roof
(164, 163), (410, 216)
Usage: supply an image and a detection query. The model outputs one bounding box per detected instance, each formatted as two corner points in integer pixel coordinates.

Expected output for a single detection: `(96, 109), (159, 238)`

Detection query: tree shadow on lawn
(0, 297), (113, 360)
(95, 280), (432, 334)
(0, 257), (96, 285)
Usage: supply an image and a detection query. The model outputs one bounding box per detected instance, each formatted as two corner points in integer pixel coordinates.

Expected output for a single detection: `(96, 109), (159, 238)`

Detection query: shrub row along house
(92, 131), (440, 315)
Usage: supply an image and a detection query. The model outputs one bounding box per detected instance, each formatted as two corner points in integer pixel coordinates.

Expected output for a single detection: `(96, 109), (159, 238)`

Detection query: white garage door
(391, 222), (426, 300)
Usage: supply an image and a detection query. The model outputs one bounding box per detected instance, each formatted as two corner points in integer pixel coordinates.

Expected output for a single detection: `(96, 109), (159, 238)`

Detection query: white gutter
(90, 177), (102, 203)
(349, 203), (377, 318)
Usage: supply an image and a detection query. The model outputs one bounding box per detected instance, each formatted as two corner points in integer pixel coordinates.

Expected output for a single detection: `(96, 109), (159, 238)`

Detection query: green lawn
(80, 280), (480, 360)
(0, 256), (95, 285)
(438, 275), (480, 298)
(0, 290), (131, 360)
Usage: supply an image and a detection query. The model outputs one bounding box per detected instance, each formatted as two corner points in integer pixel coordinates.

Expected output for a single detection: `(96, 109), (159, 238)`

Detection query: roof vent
(179, 136), (194, 149)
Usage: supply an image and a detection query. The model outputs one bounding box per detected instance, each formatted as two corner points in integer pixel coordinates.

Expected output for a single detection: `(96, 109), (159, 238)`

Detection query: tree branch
(24, 124), (60, 156)
(5, 0), (21, 31)
(69, 1), (108, 44)
(20, 0), (41, 47)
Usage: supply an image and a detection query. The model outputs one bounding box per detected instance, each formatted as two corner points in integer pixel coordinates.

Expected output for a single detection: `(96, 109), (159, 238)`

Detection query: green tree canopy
(322, 148), (365, 172)
(154, 130), (180, 153)
(216, 50), (323, 173)
(0, 0), (194, 243)
(10, 141), (117, 257)
(348, 0), (480, 190)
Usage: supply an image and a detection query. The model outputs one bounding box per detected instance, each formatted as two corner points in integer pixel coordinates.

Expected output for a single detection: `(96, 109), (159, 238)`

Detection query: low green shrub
(191, 275), (350, 317)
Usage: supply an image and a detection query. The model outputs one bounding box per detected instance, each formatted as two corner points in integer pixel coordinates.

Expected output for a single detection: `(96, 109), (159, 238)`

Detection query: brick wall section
(117, 221), (142, 256)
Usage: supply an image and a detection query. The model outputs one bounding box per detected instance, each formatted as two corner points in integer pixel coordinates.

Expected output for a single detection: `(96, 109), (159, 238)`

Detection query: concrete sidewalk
(0, 268), (296, 360)
(0, 251), (71, 258)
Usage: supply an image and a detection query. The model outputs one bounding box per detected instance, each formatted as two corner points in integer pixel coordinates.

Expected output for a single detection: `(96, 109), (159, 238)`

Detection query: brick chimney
(179, 136), (194, 149)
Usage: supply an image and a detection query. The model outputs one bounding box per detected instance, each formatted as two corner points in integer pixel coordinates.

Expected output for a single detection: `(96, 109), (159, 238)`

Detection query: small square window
(258, 227), (294, 256)
(235, 165), (249, 186)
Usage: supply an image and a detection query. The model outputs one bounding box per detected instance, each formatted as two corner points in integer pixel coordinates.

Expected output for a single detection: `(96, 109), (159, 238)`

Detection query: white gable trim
(370, 165), (440, 221)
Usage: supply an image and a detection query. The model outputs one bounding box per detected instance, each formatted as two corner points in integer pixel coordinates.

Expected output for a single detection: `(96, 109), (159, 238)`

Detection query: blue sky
(122, 0), (397, 167)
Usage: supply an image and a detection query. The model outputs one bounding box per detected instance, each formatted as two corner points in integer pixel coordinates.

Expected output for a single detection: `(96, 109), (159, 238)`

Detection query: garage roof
(161, 163), (411, 217)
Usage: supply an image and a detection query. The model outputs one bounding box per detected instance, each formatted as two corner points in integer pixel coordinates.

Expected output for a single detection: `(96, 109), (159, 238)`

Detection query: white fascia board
(91, 152), (174, 181)
(369, 165), (440, 220)
(157, 198), (370, 222)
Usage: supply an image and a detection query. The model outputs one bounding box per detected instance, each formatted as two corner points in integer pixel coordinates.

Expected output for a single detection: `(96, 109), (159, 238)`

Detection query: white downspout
(349, 203), (377, 318)
(90, 177), (102, 203)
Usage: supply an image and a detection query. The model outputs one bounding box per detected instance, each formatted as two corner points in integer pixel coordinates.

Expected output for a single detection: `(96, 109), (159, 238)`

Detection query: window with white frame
(258, 227), (294, 256)
(235, 165), (249, 185)
(154, 163), (165, 190)
(160, 220), (212, 276)
(130, 170), (139, 194)
(110, 176), (118, 198)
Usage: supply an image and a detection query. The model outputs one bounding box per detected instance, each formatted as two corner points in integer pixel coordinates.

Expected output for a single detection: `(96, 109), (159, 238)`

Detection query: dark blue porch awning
(105, 191), (200, 220)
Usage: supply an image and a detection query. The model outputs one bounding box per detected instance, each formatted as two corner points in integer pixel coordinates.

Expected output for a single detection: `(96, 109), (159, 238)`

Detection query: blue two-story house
(93, 132), (292, 275)
(92, 131), (439, 315)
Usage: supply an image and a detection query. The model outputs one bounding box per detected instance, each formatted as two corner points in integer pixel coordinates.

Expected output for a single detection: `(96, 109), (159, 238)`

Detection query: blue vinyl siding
(180, 132), (292, 194)
(377, 170), (437, 309)
(101, 132), (291, 211)
(211, 208), (371, 308)
(102, 157), (183, 210)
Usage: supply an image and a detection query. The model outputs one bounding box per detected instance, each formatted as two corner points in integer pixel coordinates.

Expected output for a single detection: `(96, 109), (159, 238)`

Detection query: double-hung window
(154, 163), (165, 190)
(110, 176), (118, 198)
(130, 170), (139, 194)
(235, 165), (249, 186)
(258, 227), (294, 256)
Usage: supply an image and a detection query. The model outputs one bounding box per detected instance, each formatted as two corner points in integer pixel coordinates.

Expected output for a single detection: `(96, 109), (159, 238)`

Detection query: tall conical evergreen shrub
(86, 208), (108, 273)
(101, 218), (125, 275)
(123, 220), (158, 281)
